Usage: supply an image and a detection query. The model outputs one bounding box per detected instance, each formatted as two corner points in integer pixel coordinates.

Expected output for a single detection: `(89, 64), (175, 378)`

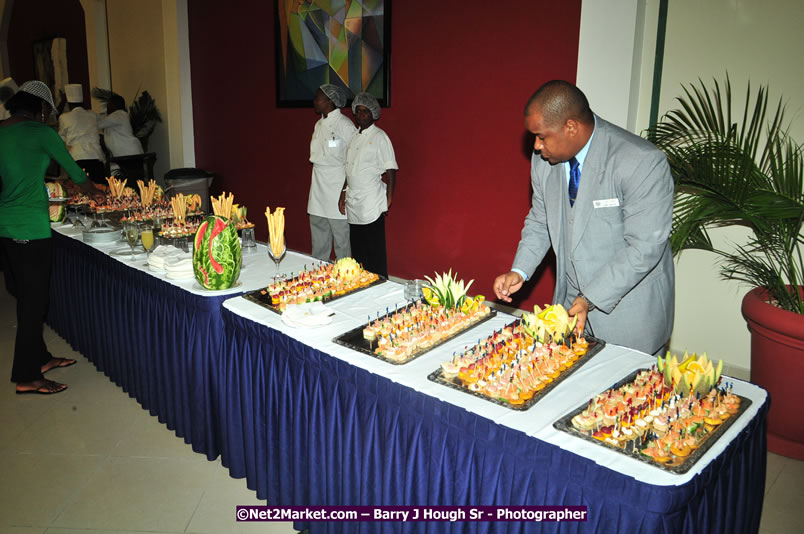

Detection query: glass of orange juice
(141, 222), (156, 263)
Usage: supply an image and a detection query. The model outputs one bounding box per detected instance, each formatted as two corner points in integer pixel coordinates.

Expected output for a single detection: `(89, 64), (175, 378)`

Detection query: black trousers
(76, 159), (106, 184)
(0, 237), (53, 382)
(349, 213), (387, 278)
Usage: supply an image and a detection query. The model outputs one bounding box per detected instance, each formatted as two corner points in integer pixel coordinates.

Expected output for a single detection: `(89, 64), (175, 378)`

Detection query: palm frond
(647, 75), (804, 314)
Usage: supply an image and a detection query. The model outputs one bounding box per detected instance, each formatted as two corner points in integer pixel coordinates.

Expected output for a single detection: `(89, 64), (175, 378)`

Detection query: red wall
(7, 0), (90, 108)
(188, 1), (581, 310)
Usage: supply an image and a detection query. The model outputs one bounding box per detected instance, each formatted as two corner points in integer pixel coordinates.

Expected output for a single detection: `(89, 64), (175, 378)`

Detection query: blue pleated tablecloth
(46, 223), (769, 533)
(219, 282), (768, 534)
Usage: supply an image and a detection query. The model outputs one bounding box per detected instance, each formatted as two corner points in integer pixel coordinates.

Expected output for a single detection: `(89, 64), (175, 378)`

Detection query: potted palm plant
(647, 77), (804, 459)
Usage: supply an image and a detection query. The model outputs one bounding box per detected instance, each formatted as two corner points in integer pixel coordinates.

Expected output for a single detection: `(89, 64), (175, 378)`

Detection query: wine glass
(61, 203), (73, 226)
(71, 205), (84, 229)
(140, 222), (156, 263)
(124, 221), (139, 258)
(267, 237), (286, 280)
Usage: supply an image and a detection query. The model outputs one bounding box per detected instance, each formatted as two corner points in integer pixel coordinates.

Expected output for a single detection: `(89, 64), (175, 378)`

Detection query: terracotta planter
(742, 286), (804, 460)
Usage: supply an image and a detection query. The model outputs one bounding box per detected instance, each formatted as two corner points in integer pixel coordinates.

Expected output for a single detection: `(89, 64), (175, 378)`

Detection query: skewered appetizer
(438, 319), (588, 404)
(159, 219), (200, 238)
(258, 257), (379, 311)
(67, 192), (91, 205)
(359, 270), (492, 363)
(568, 356), (738, 466)
(89, 195), (142, 213)
(231, 204), (255, 229)
(362, 298), (493, 363)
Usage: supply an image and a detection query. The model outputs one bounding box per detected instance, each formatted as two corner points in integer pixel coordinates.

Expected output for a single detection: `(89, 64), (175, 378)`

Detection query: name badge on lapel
(593, 198), (620, 209)
(328, 139), (340, 148)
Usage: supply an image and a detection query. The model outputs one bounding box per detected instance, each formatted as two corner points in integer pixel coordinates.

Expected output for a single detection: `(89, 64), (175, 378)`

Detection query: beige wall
(105, 0), (170, 180)
(656, 0), (804, 373)
(79, 0), (109, 110)
(78, 0), (193, 182)
(579, 0), (804, 374)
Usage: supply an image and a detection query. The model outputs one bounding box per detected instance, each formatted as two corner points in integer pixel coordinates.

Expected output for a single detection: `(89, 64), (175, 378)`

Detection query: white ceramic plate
(110, 247), (146, 258)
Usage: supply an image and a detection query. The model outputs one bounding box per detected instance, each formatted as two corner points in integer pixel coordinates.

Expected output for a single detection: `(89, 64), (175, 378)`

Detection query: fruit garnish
(422, 286), (440, 306)
(521, 303), (577, 344)
(658, 351), (723, 396)
(423, 269), (474, 310)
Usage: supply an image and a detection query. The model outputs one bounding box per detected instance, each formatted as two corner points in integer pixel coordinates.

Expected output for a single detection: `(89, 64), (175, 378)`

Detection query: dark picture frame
(275, 0), (391, 108)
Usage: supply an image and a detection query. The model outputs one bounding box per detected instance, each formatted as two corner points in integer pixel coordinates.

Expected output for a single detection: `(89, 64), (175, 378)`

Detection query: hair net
(18, 80), (58, 114)
(320, 84), (347, 108)
(351, 92), (381, 120)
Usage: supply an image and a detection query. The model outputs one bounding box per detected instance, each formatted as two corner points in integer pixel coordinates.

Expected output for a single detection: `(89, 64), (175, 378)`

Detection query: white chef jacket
(98, 110), (143, 157)
(58, 106), (104, 161)
(344, 123), (398, 225)
(308, 108), (356, 219)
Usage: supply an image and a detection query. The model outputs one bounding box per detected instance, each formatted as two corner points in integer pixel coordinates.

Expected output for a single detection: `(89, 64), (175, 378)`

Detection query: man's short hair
(108, 94), (126, 112)
(525, 80), (593, 127)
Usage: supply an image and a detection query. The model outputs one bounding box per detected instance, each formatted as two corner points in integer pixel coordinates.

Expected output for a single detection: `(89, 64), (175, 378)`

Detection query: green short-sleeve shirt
(0, 121), (87, 240)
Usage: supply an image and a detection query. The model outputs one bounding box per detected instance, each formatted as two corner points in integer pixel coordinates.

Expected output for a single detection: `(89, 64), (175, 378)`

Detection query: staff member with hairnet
(58, 83), (105, 184)
(338, 92), (397, 278)
(308, 84), (356, 261)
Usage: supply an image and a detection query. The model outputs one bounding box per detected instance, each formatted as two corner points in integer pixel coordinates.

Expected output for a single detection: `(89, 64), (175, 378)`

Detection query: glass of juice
(141, 223), (156, 263)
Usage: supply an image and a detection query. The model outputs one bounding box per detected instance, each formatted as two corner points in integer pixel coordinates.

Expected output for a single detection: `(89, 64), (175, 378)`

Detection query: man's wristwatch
(578, 292), (596, 312)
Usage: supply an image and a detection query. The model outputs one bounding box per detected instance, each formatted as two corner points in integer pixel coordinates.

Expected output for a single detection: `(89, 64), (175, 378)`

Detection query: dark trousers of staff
(1, 237), (53, 383)
(349, 213), (387, 278)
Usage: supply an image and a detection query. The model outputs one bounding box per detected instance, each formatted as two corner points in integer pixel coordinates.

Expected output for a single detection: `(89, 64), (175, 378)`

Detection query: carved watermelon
(45, 182), (65, 198)
(192, 215), (242, 289)
(46, 182), (66, 222)
(49, 203), (66, 222)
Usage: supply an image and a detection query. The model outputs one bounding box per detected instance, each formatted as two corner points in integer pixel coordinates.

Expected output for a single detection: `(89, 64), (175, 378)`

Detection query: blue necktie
(568, 157), (580, 207)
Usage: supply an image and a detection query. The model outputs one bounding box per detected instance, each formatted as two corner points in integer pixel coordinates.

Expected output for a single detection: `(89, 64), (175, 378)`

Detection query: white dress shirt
(344, 123), (398, 225)
(97, 110), (143, 157)
(58, 106), (104, 161)
(308, 108), (356, 219)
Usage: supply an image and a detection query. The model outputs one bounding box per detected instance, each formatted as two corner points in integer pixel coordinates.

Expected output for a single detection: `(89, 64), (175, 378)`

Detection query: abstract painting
(276, 0), (390, 107)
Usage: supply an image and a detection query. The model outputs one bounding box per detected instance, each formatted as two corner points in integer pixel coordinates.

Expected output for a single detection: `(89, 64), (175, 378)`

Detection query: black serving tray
(242, 274), (386, 314)
(427, 320), (605, 411)
(552, 368), (752, 474)
(332, 300), (497, 365)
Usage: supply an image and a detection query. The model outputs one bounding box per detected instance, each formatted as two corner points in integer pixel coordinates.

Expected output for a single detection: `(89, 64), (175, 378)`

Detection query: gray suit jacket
(513, 116), (675, 354)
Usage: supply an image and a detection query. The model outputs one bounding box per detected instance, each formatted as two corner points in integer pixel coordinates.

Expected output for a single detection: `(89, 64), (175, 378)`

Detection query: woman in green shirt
(0, 81), (100, 395)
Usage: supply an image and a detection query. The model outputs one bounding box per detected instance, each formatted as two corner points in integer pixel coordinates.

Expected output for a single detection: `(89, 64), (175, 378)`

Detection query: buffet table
(46, 224), (768, 533)
(220, 286), (768, 534)
(47, 224), (295, 457)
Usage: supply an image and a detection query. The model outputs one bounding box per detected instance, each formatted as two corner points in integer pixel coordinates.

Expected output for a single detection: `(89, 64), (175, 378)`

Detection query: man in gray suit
(494, 80), (674, 355)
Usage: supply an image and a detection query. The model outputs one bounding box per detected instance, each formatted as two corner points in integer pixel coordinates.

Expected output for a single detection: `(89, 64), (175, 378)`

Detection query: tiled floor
(1, 285), (802, 533)
(0, 287), (295, 534)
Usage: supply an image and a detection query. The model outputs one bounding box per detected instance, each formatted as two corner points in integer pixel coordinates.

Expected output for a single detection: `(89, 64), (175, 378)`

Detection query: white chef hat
(352, 92), (381, 120)
(64, 83), (83, 103)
